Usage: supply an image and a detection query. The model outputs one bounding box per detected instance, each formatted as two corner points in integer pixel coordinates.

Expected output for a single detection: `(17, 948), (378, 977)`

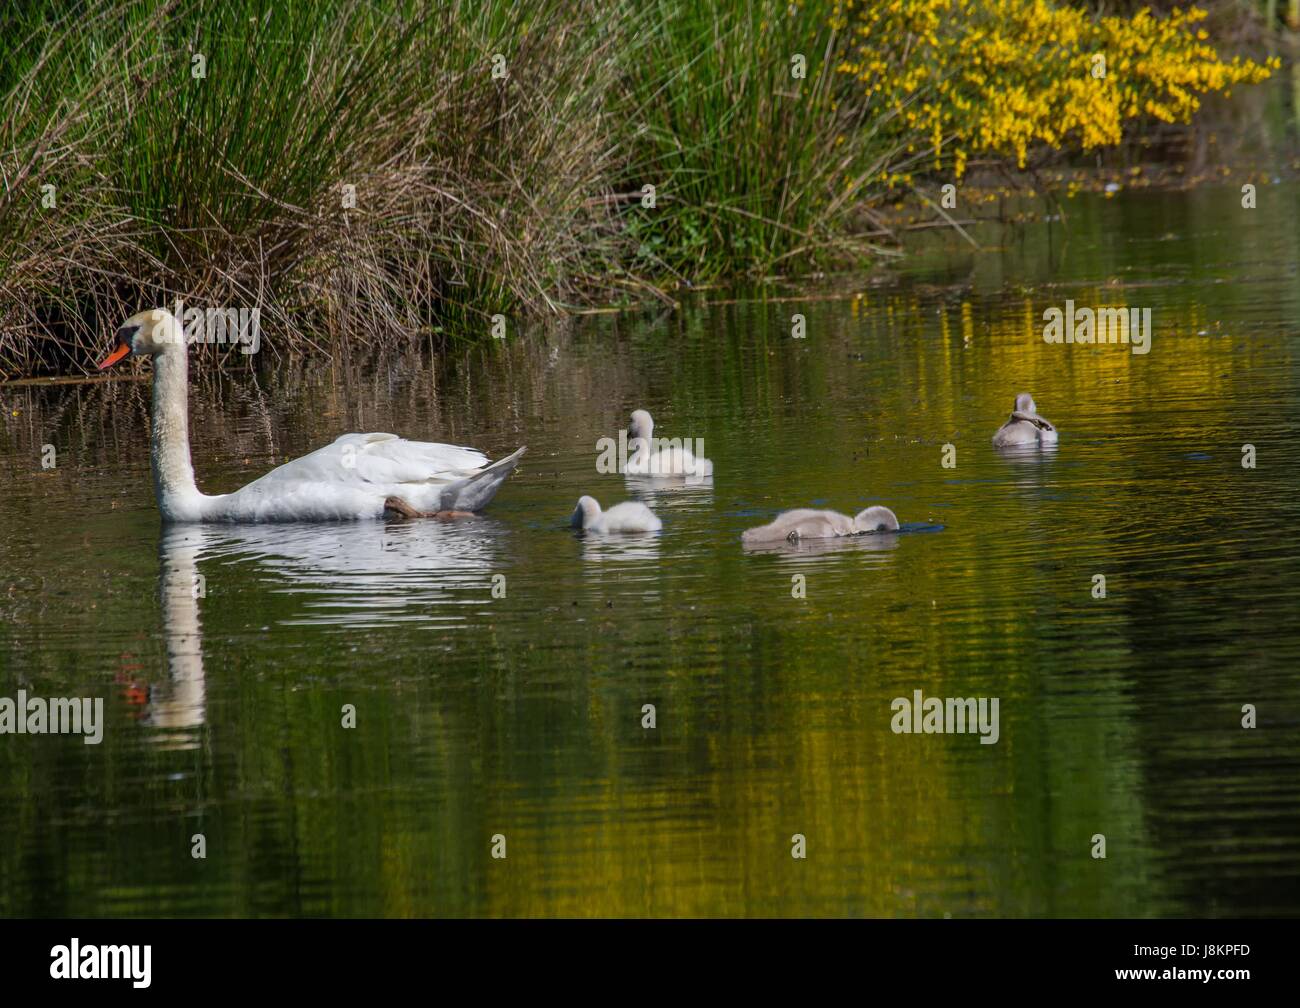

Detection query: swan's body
(742, 506), (899, 545)
(571, 495), (662, 534)
(98, 309), (525, 522)
(625, 409), (713, 477)
(992, 393), (1058, 448)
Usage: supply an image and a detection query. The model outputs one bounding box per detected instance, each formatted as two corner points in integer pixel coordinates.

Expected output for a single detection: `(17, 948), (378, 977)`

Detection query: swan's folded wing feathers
(323, 434), (490, 483)
(365, 438), (489, 479)
(239, 435), (492, 494)
(332, 432), (399, 446)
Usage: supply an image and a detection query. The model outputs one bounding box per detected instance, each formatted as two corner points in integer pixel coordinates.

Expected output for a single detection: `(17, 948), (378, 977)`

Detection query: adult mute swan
(97, 309), (526, 522)
(625, 409), (713, 477)
(741, 506), (899, 545)
(992, 393), (1058, 448)
(571, 496), (662, 533)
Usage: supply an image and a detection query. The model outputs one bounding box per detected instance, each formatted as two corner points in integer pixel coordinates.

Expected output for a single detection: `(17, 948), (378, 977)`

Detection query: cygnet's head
(97, 309), (184, 369)
(628, 409), (654, 442)
(1014, 392), (1037, 415)
(853, 506), (900, 533)
(571, 495), (601, 529)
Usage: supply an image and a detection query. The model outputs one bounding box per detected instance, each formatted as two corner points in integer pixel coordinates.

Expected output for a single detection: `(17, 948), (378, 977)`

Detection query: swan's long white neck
(150, 343), (206, 520)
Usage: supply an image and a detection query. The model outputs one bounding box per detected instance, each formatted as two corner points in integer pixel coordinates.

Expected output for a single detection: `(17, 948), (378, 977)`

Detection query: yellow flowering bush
(832, 0), (1276, 183)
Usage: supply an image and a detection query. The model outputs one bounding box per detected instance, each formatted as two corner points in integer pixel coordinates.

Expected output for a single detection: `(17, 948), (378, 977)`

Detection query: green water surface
(2, 184), (1299, 916)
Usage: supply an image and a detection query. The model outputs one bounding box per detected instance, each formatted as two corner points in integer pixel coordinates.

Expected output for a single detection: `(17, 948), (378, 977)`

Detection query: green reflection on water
(2, 184), (1299, 917)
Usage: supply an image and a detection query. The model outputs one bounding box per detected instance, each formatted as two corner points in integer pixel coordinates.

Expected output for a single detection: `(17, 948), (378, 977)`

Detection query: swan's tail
(439, 446), (526, 511)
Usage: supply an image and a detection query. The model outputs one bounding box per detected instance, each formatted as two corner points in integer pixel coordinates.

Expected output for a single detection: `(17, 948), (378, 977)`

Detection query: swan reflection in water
(623, 473), (714, 511)
(993, 439), (1066, 503)
(144, 519), (506, 745)
(579, 530), (663, 565)
(144, 526), (209, 748)
(740, 530), (902, 561)
(995, 441), (1061, 467)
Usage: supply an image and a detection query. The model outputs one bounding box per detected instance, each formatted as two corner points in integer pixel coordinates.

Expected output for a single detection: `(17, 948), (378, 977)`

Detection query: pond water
(2, 183), (1299, 917)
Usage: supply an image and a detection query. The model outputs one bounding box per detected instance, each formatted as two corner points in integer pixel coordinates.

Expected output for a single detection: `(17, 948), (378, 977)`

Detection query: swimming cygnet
(625, 409), (714, 477)
(741, 505), (899, 545)
(991, 393), (1058, 447)
(571, 495), (663, 534)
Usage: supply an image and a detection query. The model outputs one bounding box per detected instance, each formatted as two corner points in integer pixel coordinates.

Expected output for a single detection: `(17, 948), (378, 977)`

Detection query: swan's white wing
(331, 433), (490, 482)
(209, 433), (504, 521)
(629, 443), (713, 477)
(242, 433), (489, 492)
(599, 501), (662, 533)
(741, 508), (848, 543)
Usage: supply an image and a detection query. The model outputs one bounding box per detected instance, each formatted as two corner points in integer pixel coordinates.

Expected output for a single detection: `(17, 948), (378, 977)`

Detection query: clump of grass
(0, 0), (628, 377)
(618, 0), (895, 281)
(0, 0), (1279, 378)
(0, 2), (165, 376)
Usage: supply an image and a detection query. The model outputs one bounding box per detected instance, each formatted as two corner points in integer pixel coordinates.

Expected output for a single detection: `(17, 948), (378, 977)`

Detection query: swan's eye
(115, 324), (140, 346)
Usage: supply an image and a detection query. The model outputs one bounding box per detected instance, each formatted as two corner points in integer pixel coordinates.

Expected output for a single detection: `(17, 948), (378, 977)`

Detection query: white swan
(97, 309), (525, 522)
(742, 506), (899, 545)
(571, 495), (662, 533)
(625, 409), (713, 477)
(992, 393), (1058, 448)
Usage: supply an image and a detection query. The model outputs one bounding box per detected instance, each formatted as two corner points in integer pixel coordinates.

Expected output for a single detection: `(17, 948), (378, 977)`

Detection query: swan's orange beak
(97, 341), (131, 370)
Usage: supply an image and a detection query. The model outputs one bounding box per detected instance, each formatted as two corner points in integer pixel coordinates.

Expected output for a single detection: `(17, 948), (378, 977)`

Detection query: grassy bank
(1, 0), (632, 375)
(0, 0), (1276, 377)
